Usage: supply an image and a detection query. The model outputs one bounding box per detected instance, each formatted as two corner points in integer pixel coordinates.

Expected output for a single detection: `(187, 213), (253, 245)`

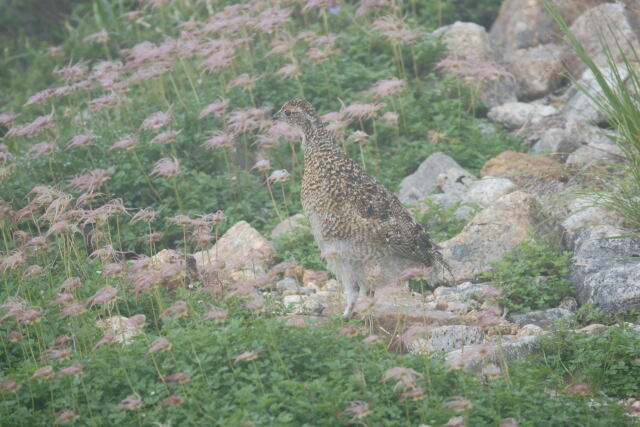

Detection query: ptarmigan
(274, 99), (448, 318)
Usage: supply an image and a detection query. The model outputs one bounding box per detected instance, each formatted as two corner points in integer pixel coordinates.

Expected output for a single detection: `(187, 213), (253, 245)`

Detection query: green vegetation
(484, 239), (573, 313)
(273, 218), (325, 271)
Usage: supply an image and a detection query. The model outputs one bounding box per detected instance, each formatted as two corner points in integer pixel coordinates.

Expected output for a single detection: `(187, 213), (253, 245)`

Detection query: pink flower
(343, 102), (386, 120)
(86, 285), (118, 306)
(57, 363), (84, 378)
(157, 394), (182, 407)
(30, 365), (54, 381)
(54, 409), (77, 425)
(202, 131), (234, 150)
(65, 134), (93, 150)
(23, 88), (56, 107)
(150, 157), (181, 178)
(164, 372), (189, 384)
(1, 379), (20, 392)
(83, 30), (109, 43)
(148, 129), (180, 145)
(228, 73), (261, 89)
(89, 94), (125, 112)
(342, 400), (371, 421)
(68, 169), (112, 193)
(147, 337), (171, 355)
(139, 110), (172, 131)
(54, 62), (89, 82)
(250, 159), (271, 173)
(27, 141), (55, 158)
(60, 302), (87, 318)
(118, 395), (143, 411)
(130, 208), (156, 224)
(0, 112), (20, 126)
(349, 130), (369, 142)
(266, 169), (290, 184)
(108, 135), (138, 151)
(365, 77), (405, 99)
(199, 98), (230, 119)
(234, 350), (258, 363)
(6, 112), (55, 139)
(201, 307), (228, 322)
(160, 300), (188, 318)
(276, 62), (300, 80)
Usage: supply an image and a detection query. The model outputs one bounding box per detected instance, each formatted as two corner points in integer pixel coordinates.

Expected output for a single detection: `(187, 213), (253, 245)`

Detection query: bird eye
(284, 110), (292, 116)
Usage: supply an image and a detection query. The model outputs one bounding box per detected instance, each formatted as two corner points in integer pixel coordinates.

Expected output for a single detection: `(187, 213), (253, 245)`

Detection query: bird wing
(346, 171), (445, 268)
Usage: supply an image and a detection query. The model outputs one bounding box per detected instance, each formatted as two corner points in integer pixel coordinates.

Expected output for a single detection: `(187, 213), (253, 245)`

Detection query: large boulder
(480, 151), (568, 185)
(398, 152), (463, 204)
(531, 127), (580, 161)
(562, 3), (640, 77)
(563, 67), (630, 125)
(490, 0), (608, 60)
(429, 191), (561, 284)
(564, 122), (625, 167)
(465, 177), (517, 207)
(506, 43), (565, 99)
(433, 22), (516, 107)
(193, 220), (274, 282)
(570, 225), (640, 313)
(487, 102), (559, 130)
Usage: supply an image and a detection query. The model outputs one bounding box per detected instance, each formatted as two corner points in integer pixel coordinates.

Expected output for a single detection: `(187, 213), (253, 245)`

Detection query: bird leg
(343, 281), (359, 319)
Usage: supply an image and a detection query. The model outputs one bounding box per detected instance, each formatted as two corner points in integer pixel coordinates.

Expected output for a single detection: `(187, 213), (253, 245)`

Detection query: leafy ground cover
(0, 0), (637, 425)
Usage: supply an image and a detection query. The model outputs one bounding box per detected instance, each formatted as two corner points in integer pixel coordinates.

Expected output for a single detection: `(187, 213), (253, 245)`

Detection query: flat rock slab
(409, 325), (484, 354)
(509, 307), (575, 328)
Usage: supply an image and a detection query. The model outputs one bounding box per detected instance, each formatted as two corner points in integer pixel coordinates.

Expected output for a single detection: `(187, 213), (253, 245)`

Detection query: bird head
(273, 98), (319, 131)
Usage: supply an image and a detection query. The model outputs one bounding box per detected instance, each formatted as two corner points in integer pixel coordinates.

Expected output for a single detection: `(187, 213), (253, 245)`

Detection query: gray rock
(563, 3), (640, 77)
(562, 196), (624, 235)
(434, 282), (490, 303)
(429, 191), (561, 284)
(270, 214), (307, 239)
(410, 325), (484, 354)
(433, 21), (517, 108)
(489, 0), (605, 59)
(445, 335), (540, 373)
(276, 277), (300, 294)
(454, 205), (476, 221)
(506, 43), (565, 99)
(193, 220), (274, 282)
(437, 167), (476, 199)
(398, 152), (463, 204)
(488, 102), (558, 130)
(531, 127), (580, 161)
(283, 295), (326, 315)
(563, 67), (630, 124)
(517, 324), (545, 337)
(509, 307), (575, 328)
(466, 176), (516, 207)
(570, 225), (640, 313)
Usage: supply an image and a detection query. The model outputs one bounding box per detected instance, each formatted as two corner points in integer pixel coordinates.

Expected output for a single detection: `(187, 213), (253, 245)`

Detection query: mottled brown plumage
(274, 98), (447, 318)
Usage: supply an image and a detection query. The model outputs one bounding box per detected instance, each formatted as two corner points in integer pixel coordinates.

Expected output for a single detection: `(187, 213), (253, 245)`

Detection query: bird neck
(301, 120), (341, 159)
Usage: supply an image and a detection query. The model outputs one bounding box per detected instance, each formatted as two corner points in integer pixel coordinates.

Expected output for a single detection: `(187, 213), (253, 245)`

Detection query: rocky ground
(129, 0), (640, 379)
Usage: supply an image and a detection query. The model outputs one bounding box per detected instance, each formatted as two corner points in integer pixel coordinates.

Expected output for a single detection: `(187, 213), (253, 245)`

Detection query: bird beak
(272, 112), (280, 121)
